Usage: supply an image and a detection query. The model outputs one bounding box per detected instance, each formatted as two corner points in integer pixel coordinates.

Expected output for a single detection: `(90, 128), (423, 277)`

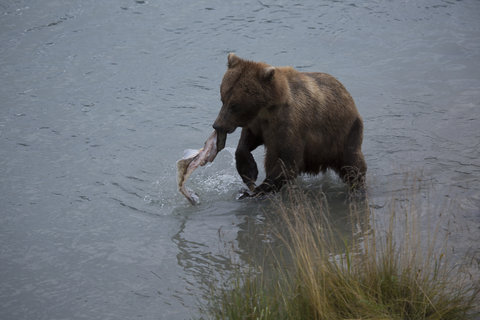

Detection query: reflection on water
(1, 0), (479, 319)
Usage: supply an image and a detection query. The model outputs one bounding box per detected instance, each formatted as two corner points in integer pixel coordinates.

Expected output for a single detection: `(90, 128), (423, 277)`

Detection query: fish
(176, 130), (227, 205)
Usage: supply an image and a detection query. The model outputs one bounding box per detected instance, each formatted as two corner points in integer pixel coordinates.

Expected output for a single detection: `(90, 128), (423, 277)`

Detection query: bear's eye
(230, 104), (240, 112)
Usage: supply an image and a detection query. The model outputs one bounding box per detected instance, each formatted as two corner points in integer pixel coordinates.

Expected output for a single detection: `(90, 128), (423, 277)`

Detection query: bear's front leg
(235, 128), (263, 191)
(252, 149), (299, 197)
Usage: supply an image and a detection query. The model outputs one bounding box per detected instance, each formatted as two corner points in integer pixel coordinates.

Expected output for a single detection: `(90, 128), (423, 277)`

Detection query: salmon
(176, 130), (226, 205)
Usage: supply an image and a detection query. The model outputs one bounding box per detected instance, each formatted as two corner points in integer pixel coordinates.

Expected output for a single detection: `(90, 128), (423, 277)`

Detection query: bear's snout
(213, 118), (236, 134)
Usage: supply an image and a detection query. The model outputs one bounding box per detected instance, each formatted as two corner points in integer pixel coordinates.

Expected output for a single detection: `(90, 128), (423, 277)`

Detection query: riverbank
(201, 185), (479, 319)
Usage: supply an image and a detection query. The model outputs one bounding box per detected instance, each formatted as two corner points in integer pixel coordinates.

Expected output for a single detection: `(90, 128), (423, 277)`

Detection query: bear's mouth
(213, 126), (236, 135)
(215, 130), (227, 152)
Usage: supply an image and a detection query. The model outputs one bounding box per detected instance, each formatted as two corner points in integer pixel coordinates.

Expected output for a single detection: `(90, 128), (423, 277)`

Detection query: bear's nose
(212, 122), (223, 132)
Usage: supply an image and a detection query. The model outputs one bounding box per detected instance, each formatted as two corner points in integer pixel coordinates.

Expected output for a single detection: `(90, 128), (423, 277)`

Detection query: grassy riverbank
(201, 187), (479, 320)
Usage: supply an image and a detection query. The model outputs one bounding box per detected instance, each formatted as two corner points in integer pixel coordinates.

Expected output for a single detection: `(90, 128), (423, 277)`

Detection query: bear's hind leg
(340, 118), (367, 189)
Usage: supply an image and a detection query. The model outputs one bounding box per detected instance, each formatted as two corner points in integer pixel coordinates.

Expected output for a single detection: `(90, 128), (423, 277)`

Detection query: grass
(200, 184), (479, 320)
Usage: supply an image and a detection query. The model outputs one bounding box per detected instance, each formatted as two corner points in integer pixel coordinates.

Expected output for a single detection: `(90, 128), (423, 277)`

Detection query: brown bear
(213, 53), (366, 196)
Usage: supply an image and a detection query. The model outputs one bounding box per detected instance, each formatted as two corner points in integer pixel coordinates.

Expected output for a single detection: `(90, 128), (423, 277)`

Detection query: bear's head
(213, 53), (277, 134)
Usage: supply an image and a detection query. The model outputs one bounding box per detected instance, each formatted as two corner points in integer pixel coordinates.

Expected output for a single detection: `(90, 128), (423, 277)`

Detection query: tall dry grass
(202, 185), (479, 320)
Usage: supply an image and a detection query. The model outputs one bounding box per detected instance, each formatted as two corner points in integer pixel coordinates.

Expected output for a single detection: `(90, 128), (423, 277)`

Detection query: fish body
(176, 130), (226, 205)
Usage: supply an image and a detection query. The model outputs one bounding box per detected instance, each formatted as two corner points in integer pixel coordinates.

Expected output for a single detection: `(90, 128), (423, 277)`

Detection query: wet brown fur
(213, 54), (366, 195)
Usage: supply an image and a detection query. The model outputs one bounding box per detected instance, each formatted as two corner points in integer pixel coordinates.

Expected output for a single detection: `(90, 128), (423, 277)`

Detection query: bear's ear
(262, 66), (275, 82)
(227, 53), (240, 69)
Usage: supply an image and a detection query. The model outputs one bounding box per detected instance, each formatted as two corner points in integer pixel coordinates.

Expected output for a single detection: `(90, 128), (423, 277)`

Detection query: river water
(1, 0), (479, 319)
